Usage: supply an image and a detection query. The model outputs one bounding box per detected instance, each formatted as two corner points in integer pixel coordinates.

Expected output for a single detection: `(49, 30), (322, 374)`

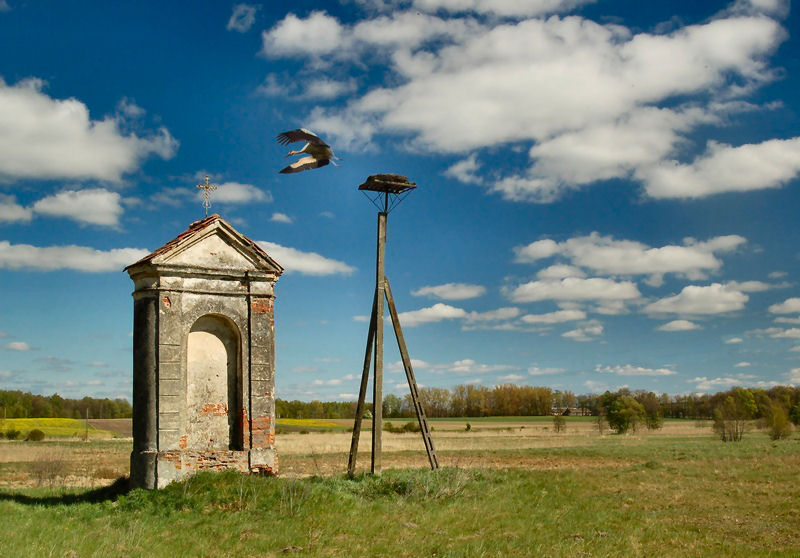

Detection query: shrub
(552, 415), (566, 433)
(465, 422), (471, 432)
(765, 403), (792, 441)
(713, 388), (756, 442)
(384, 421), (421, 433)
(5, 428), (21, 440)
(25, 429), (45, 441)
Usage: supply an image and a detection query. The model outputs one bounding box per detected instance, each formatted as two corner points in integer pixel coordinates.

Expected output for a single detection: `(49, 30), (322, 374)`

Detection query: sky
(1, 0), (800, 402)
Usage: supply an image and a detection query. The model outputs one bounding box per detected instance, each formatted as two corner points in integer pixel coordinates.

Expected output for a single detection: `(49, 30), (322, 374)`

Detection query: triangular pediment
(126, 215), (283, 275)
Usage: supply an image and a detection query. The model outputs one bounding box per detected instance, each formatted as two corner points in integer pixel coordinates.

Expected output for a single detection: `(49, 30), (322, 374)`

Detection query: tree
(635, 391), (664, 430)
(382, 394), (403, 418)
(763, 401), (792, 441)
(712, 388), (757, 442)
(599, 391), (646, 434)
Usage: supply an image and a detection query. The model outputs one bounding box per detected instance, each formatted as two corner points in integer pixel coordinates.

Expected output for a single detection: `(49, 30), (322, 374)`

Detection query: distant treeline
(0, 390), (132, 419)
(277, 383), (800, 424)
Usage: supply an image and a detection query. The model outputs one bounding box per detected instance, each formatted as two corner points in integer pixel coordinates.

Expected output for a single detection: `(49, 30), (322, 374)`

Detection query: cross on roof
(197, 175), (218, 217)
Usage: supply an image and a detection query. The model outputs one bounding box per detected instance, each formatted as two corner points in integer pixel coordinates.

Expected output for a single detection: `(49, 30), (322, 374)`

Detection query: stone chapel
(125, 214), (282, 489)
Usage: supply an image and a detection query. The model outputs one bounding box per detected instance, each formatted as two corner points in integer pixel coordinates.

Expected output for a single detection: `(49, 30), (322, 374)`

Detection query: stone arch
(185, 314), (242, 450)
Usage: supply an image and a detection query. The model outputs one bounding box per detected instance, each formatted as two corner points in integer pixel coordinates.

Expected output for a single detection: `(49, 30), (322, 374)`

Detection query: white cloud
(5, 341), (31, 351)
(657, 319), (702, 331)
(257, 241), (355, 276)
(0, 78), (177, 182)
(520, 309), (586, 324)
(412, 282), (486, 300)
(444, 154), (483, 184)
(272, 7), (790, 203)
(261, 11), (348, 57)
(641, 138), (800, 199)
(725, 337), (743, 344)
(466, 307), (520, 322)
(0, 194), (33, 223)
(270, 212), (293, 224)
(536, 264), (586, 280)
(506, 277), (640, 303)
(691, 375), (779, 392)
(596, 364), (677, 376)
(528, 366), (565, 376)
(396, 303), (468, 327)
(209, 182), (271, 204)
(769, 297), (800, 314)
(734, 361), (751, 368)
(562, 323), (603, 342)
(775, 317), (800, 325)
(0, 241), (149, 272)
(498, 374), (525, 382)
(227, 4), (259, 33)
(32, 188), (124, 227)
(515, 233), (745, 281)
(645, 283), (748, 316)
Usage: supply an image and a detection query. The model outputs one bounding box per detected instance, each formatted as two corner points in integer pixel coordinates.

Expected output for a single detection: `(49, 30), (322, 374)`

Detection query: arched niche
(186, 314), (242, 450)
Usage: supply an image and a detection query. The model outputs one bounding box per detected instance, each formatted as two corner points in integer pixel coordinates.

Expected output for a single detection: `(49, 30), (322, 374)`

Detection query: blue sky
(1, 0), (800, 402)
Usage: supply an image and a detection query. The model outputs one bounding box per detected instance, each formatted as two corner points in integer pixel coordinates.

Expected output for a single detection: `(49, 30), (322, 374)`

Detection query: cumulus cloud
(505, 277), (640, 303)
(257, 241), (355, 276)
(210, 182), (271, 204)
(596, 364), (677, 376)
(4, 341), (31, 351)
(691, 375), (778, 391)
(464, 307), (521, 324)
(264, 5), (791, 203)
(657, 319), (702, 331)
(32, 188), (124, 227)
(514, 233), (745, 282)
(412, 282), (486, 300)
(769, 297), (800, 314)
(396, 303), (468, 327)
(0, 241), (149, 272)
(640, 138), (800, 199)
(645, 283), (748, 316)
(270, 212), (293, 224)
(227, 4), (259, 33)
(725, 337), (743, 344)
(0, 194), (33, 223)
(562, 322), (603, 342)
(0, 78), (177, 182)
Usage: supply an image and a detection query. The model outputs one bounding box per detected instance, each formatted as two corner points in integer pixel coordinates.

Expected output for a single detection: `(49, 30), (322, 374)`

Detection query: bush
(552, 415), (566, 433)
(713, 388), (756, 442)
(25, 429), (45, 441)
(5, 428), (21, 440)
(765, 403), (792, 441)
(384, 421), (421, 433)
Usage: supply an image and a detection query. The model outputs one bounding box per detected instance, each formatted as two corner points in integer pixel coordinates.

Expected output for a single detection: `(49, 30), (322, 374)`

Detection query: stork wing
(276, 128), (327, 146)
(279, 156), (330, 174)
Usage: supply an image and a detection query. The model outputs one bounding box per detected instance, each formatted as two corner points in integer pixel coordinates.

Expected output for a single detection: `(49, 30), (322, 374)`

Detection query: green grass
(1, 433), (798, 556)
(2, 418), (115, 438)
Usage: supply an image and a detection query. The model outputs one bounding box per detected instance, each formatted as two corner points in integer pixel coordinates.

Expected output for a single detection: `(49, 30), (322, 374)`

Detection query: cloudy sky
(1, 0), (800, 401)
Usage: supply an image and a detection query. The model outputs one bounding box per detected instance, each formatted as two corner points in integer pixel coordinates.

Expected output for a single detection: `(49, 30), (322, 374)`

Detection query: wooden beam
(347, 289), (378, 477)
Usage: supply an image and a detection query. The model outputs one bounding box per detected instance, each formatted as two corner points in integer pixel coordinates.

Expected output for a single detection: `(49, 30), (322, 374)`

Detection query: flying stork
(276, 128), (340, 174)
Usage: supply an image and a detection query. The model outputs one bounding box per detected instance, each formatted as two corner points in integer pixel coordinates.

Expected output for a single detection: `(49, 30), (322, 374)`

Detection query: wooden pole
(348, 289), (378, 476)
(385, 277), (439, 470)
(372, 210), (387, 474)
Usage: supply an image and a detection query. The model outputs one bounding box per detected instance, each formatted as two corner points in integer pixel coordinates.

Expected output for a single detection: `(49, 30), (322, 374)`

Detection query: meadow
(0, 417), (798, 557)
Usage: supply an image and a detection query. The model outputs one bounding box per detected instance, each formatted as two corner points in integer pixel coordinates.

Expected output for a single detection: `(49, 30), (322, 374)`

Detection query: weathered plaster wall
(128, 226), (280, 489)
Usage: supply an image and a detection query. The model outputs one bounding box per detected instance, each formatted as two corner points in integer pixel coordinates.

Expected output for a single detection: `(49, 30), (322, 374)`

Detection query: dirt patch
(88, 419), (132, 438)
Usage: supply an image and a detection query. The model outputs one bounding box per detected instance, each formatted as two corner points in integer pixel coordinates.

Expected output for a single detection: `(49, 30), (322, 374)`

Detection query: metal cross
(197, 175), (217, 217)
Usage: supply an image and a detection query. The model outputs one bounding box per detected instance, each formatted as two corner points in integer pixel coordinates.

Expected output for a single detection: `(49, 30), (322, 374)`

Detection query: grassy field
(1, 418), (118, 439)
(0, 418), (798, 556)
